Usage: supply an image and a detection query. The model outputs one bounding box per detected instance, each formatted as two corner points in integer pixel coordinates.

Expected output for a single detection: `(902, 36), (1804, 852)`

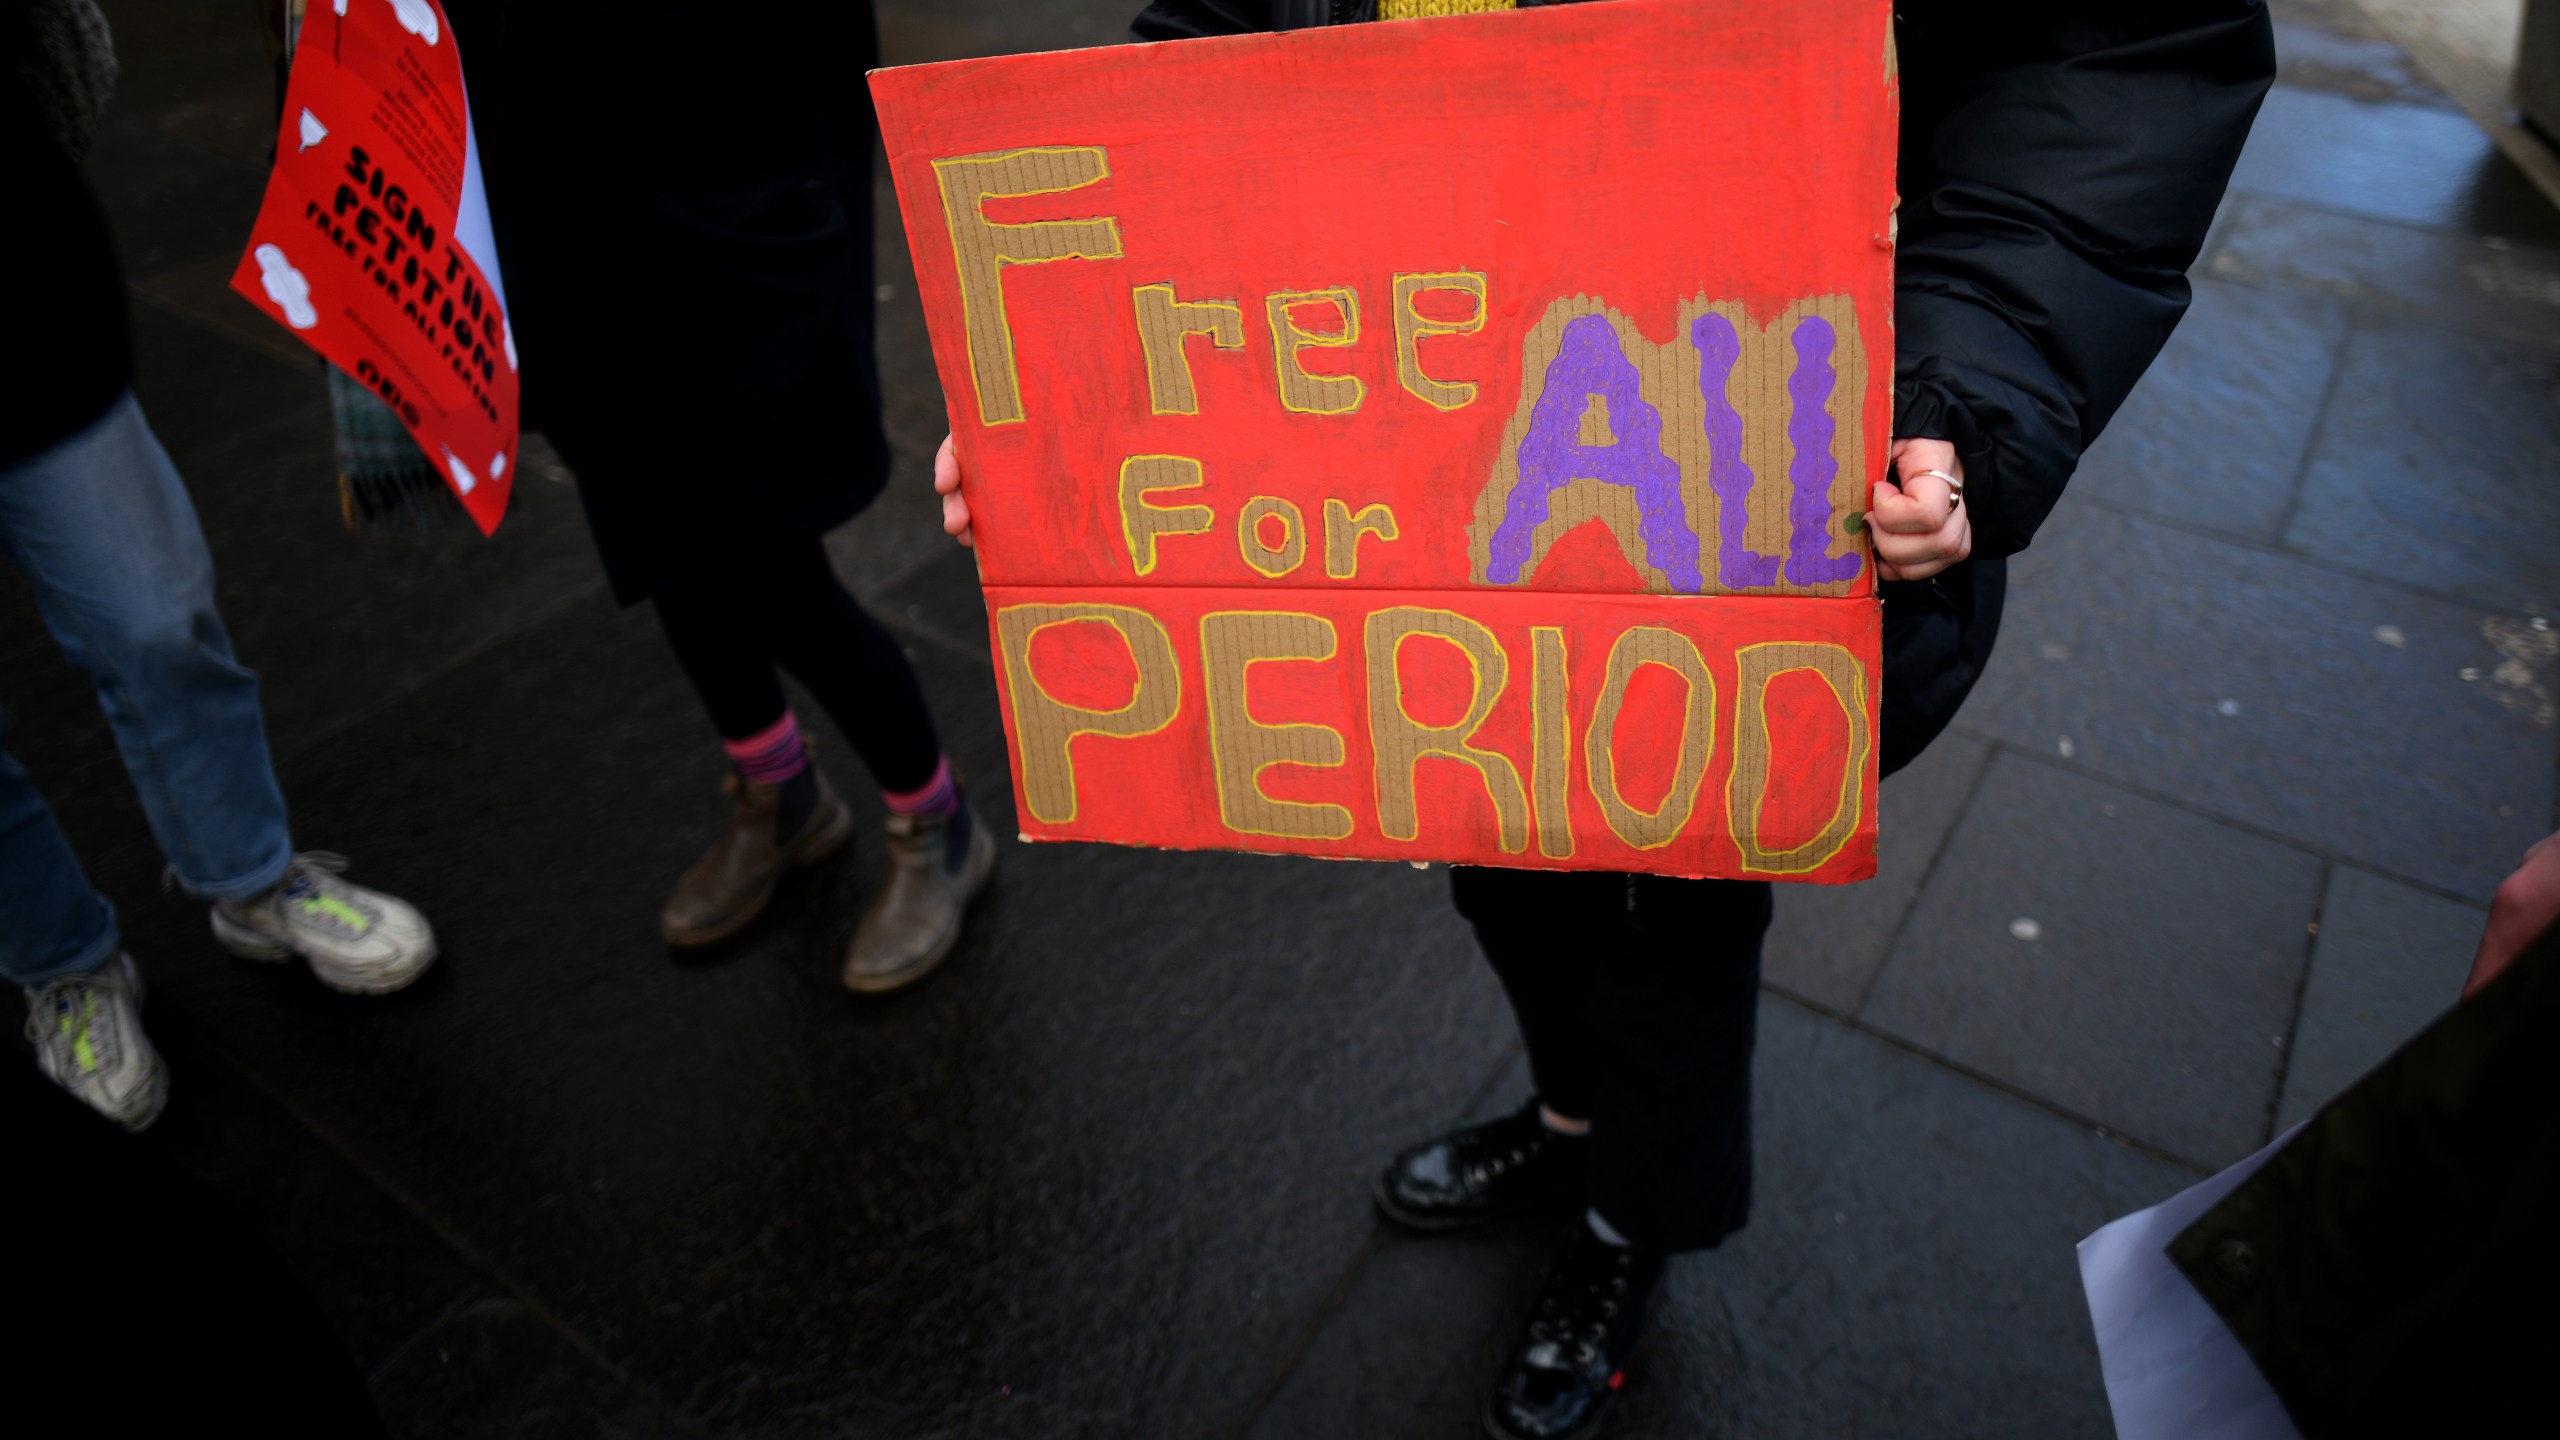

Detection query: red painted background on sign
(873, 0), (1895, 881)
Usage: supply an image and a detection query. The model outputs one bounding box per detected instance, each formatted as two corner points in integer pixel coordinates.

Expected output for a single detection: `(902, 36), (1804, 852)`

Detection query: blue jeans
(0, 393), (293, 986)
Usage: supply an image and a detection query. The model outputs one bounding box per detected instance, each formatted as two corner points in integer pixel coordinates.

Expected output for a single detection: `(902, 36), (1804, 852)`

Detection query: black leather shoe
(1482, 1226), (1664, 1440)
(1374, 1098), (1589, 1232)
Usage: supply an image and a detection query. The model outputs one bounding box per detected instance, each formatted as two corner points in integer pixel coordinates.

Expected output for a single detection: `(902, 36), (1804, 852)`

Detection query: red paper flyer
(231, 0), (518, 534)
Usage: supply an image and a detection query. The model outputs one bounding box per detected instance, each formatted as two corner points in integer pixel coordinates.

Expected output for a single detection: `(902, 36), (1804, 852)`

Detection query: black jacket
(1, 7), (130, 467)
(443, 0), (890, 603)
(1128, 0), (2276, 562)
(2170, 921), (2559, 1438)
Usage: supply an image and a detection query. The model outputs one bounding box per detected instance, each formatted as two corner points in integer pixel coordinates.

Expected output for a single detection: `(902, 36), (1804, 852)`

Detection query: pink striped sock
(883, 755), (958, 819)
(723, 712), (808, 785)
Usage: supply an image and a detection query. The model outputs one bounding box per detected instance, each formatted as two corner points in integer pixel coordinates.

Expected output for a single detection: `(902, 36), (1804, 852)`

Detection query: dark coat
(443, 1), (890, 604)
(1129, 0), (2277, 565)
(0, 8), (130, 467)
(2170, 922), (2559, 1438)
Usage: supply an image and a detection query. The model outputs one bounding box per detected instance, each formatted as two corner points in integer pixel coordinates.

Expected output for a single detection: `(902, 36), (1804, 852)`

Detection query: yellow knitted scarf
(1378, 0), (1516, 17)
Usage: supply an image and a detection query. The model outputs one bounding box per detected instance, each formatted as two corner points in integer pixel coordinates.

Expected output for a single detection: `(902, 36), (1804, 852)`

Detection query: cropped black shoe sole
(1372, 1164), (1592, 1231)
(1482, 1396), (1611, 1440)
(1374, 1173), (1486, 1232)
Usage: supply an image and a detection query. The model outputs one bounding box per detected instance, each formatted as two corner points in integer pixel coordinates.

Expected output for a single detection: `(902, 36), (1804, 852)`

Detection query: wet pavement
(9, 1), (2559, 1435)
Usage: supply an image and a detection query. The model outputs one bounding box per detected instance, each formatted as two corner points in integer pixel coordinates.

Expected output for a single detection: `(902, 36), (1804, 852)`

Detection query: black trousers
(1448, 561), (2007, 1253)
(650, 538), (942, 793)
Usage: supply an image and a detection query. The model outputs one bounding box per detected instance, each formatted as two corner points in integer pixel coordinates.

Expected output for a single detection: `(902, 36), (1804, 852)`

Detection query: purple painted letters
(1784, 316), (1859, 585)
(1482, 305), (1859, 592)
(1485, 314), (1704, 592)
(1691, 312), (1780, 588)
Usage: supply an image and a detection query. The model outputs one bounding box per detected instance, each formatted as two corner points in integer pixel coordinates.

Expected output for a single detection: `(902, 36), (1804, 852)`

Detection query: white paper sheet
(2077, 1126), (2307, 1440)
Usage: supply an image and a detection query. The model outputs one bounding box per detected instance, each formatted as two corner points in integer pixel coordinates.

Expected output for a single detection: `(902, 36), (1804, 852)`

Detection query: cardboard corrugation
(872, 0), (1896, 881)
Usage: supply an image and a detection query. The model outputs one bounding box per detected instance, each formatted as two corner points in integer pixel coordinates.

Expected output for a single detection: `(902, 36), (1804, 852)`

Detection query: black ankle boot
(1374, 1098), (1589, 1232)
(1482, 1224), (1664, 1440)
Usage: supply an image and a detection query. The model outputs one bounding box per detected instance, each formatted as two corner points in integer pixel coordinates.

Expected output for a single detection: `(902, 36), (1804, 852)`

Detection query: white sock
(1585, 1208), (1633, 1248)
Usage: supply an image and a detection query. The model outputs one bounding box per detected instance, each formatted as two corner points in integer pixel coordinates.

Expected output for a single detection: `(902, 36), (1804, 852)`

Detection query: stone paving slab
(1861, 753), (2320, 1166)
(1249, 1004), (2199, 1439)
(84, 113), (269, 275)
(2279, 865), (2486, 1129)
(2068, 277), (2345, 544)
(2270, 18), (2456, 108)
(2206, 193), (2560, 350)
(164, 406), (607, 759)
(1967, 499), (2555, 899)
(2271, 0), (2396, 41)
(870, 531), (996, 660)
(87, 549), (1518, 1438)
(125, 297), (329, 464)
(1764, 732), (1990, 1014)
(2230, 85), (2560, 246)
(1242, 1214), (1564, 1440)
(92, 0), (282, 160)
(143, 1021), (487, 1375)
(130, 255), (324, 370)
(369, 1291), (688, 1440)
(2284, 318), (2560, 615)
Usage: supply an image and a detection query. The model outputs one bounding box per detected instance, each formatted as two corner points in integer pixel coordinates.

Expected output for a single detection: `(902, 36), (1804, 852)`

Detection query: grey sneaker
(842, 797), (997, 995)
(24, 952), (167, 1131)
(211, 852), (437, 995)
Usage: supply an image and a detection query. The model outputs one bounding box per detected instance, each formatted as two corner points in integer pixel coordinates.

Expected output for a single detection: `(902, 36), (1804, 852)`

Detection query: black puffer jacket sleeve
(1894, 3), (2273, 558)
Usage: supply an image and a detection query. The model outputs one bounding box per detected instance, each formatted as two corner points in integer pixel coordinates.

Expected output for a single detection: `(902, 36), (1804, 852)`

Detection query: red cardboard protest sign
(232, 0), (518, 534)
(872, 0), (1895, 881)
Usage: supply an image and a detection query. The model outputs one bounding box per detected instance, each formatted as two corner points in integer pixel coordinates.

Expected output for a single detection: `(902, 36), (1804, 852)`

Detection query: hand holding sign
(2468, 831), (2560, 996)
(1870, 439), (1973, 581)
(933, 432), (972, 548)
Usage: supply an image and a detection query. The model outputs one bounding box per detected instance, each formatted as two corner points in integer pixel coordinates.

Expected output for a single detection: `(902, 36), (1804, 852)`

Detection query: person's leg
(0, 705), (166, 1129)
(713, 540), (993, 991)
(1471, 871), (1770, 1440)
(1465, 565), (2004, 1439)
(0, 394), (290, 900)
(0, 711), (120, 990)
(1575, 873), (1771, 1251)
(651, 554), (798, 743)
(1452, 866), (1622, 1125)
(650, 553), (856, 947)
(0, 606), (171, 1135)
(1372, 867), (1617, 1230)
(0, 394), (436, 999)
(1426, 865), (1771, 1248)
(1452, 562), (2001, 1438)
(646, 539), (993, 981)
(752, 540), (943, 796)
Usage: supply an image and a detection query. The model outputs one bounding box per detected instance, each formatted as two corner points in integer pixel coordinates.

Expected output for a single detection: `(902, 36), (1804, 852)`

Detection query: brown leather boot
(660, 768), (852, 947)
(842, 795), (997, 993)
